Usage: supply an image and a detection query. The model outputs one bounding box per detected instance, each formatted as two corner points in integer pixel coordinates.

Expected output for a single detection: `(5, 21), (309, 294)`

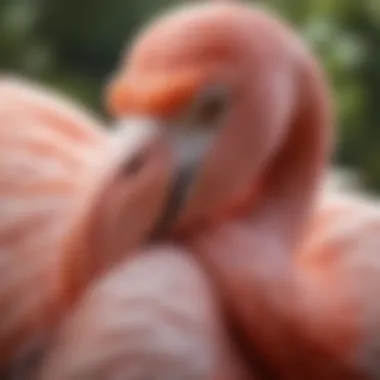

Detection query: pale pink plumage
(0, 76), (172, 373)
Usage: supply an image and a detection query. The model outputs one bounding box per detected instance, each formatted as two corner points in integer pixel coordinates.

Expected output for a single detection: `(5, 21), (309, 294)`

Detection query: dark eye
(186, 85), (228, 128)
(121, 151), (147, 176)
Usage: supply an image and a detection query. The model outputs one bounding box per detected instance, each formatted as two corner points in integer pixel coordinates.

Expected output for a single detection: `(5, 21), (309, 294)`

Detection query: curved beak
(150, 132), (211, 238)
(112, 116), (215, 238)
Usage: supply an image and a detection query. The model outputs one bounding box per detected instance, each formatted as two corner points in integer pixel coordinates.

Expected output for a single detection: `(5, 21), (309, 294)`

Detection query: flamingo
(0, 76), (177, 376)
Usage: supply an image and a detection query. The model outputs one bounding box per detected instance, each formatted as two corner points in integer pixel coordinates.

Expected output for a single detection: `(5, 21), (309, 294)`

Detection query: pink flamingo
(0, 76), (175, 375)
(105, 1), (380, 378)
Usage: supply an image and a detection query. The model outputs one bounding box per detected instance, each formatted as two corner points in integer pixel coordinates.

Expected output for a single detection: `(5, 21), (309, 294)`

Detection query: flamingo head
(107, 1), (331, 239)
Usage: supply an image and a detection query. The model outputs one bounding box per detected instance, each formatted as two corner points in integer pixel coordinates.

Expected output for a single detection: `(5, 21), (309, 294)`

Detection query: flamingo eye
(121, 151), (147, 176)
(184, 85), (229, 129)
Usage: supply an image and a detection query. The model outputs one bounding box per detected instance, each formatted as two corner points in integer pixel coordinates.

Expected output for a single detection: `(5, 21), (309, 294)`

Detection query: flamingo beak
(114, 117), (214, 238)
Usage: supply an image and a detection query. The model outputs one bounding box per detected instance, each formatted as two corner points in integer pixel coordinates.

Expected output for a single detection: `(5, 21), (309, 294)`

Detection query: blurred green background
(0, 0), (379, 190)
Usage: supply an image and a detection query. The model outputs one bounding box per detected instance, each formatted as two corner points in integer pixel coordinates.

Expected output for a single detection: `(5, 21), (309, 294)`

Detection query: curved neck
(186, 55), (333, 377)
(241, 54), (332, 253)
(57, 162), (132, 309)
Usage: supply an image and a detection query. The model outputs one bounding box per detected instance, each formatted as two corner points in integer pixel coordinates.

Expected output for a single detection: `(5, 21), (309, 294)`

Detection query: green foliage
(0, 0), (379, 190)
